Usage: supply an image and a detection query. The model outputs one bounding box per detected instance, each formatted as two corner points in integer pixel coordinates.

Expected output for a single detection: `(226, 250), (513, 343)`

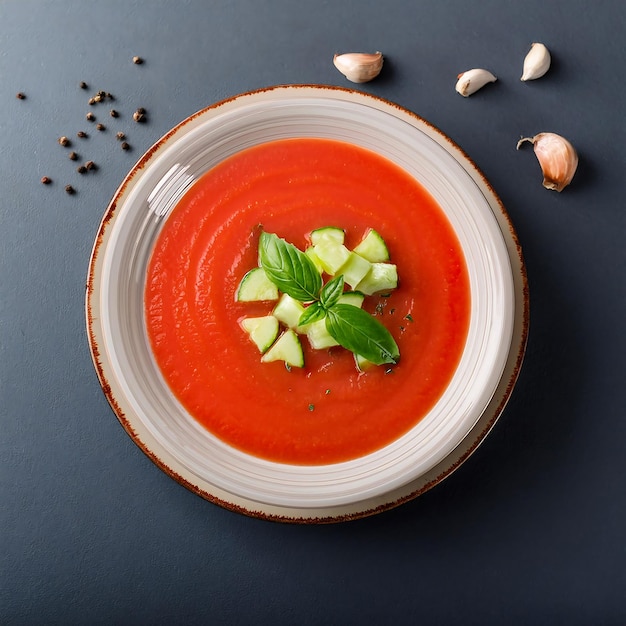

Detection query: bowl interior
(90, 86), (516, 511)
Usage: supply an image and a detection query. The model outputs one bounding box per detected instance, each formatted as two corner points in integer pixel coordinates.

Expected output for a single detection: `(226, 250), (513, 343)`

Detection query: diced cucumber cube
(337, 291), (365, 308)
(355, 263), (398, 295)
(314, 242), (351, 275)
(337, 252), (372, 289)
(240, 316), (280, 353)
(354, 353), (375, 372)
(353, 229), (390, 263)
(273, 294), (305, 329)
(310, 226), (345, 246)
(305, 246), (324, 274)
(261, 329), (304, 368)
(235, 267), (279, 302)
(305, 320), (339, 349)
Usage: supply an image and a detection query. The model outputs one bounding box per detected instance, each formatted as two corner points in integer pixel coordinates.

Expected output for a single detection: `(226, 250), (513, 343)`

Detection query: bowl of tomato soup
(86, 85), (528, 522)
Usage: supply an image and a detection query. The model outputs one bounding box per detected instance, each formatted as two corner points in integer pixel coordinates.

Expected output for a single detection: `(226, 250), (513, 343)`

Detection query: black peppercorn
(65, 185), (75, 194)
(96, 123), (105, 131)
(85, 160), (96, 171)
(41, 176), (52, 185)
(79, 81), (88, 90)
(86, 112), (95, 121)
(133, 56), (143, 64)
(110, 109), (119, 118)
(116, 131), (126, 141)
(69, 151), (78, 161)
(77, 131), (88, 138)
(77, 165), (87, 174)
(16, 92), (26, 100)
(58, 136), (70, 147)
(121, 142), (131, 151)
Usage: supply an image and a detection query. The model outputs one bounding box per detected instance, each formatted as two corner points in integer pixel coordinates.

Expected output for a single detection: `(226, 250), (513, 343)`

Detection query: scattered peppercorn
(77, 165), (87, 174)
(77, 131), (88, 138)
(41, 176), (52, 185)
(86, 112), (95, 121)
(16, 92), (26, 100)
(58, 136), (70, 147)
(106, 92), (114, 101)
(110, 109), (119, 118)
(69, 151), (78, 161)
(79, 81), (88, 90)
(133, 56), (143, 64)
(116, 131), (126, 141)
(65, 185), (75, 195)
(96, 123), (105, 131)
(121, 141), (131, 151)
(85, 160), (96, 171)
(133, 108), (146, 123)
(88, 98), (96, 105)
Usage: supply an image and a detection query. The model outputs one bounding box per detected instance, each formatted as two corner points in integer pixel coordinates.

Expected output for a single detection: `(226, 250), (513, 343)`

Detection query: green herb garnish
(298, 301), (326, 327)
(259, 232), (322, 302)
(258, 231), (400, 367)
(325, 304), (399, 365)
(319, 275), (345, 309)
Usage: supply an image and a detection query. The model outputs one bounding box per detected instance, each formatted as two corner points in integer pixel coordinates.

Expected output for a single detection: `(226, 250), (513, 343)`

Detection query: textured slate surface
(2, 1), (625, 623)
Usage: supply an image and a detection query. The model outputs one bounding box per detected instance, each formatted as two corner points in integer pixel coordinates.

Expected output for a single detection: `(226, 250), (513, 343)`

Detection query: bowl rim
(86, 84), (529, 523)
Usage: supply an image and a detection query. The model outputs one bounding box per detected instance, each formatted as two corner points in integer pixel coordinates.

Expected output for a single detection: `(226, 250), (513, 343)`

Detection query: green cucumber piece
(240, 316), (280, 353)
(355, 263), (398, 295)
(273, 294), (305, 329)
(304, 246), (324, 274)
(235, 267), (279, 302)
(353, 229), (390, 263)
(310, 226), (345, 246)
(337, 252), (372, 289)
(338, 291), (365, 307)
(305, 320), (340, 349)
(261, 329), (304, 368)
(314, 241), (351, 275)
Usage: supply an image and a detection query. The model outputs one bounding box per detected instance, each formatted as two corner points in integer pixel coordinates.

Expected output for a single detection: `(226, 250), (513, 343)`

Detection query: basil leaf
(319, 275), (344, 309)
(325, 304), (400, 365)
(259, 232), (322, 302)
(298, 301), (326, 327)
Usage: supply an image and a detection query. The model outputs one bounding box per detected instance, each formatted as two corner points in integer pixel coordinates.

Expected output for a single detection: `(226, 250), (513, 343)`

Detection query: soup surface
(145, 138), (470, 464)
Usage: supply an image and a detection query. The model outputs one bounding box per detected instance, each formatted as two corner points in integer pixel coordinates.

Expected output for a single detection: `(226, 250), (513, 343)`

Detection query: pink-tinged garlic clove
(333, 52), (383, 83)
(517, 132), (578, 192)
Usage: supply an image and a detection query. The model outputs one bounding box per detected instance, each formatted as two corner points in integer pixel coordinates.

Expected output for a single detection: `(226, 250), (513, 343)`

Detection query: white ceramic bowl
(86, 85), (528, 522)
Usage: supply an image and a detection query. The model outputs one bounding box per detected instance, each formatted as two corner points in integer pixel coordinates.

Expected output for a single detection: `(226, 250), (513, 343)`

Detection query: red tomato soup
(145, 138), (470, 465)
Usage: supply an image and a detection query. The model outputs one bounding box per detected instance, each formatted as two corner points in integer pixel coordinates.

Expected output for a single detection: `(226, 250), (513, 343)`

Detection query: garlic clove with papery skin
(521, 43), (551, 81)
(333, 52), (384, 83)
(455, 69), (497, 97)
(517, 132), (578, 192)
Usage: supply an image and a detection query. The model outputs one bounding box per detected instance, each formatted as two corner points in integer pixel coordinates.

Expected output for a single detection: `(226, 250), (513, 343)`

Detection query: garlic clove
(521, 43), (551, 81)
(455, 69), (497, 97)
(333, 52), (383, 83)
(517, 132), (578, 192)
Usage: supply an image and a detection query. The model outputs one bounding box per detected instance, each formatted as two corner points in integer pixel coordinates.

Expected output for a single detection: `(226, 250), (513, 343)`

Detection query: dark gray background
(2, 1), (625, 623)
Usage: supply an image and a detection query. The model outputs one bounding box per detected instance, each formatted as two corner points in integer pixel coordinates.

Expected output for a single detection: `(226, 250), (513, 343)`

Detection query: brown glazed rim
(85, 84), (529, 523)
